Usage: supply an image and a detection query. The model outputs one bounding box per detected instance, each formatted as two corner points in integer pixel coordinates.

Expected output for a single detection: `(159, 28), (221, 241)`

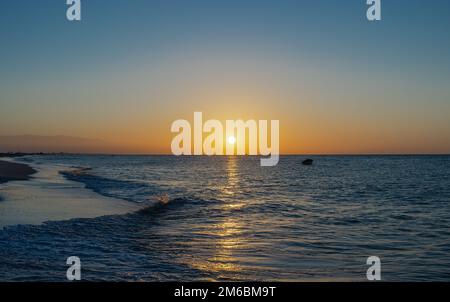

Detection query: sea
(1, 155), (450, 281)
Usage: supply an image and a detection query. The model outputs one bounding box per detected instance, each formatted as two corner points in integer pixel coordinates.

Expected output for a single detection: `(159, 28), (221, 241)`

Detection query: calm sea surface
(1, 155), (450, 281)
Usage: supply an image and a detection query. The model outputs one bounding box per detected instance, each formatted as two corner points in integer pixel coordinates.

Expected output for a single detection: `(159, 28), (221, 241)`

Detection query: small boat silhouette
(302, 159), (313, 165)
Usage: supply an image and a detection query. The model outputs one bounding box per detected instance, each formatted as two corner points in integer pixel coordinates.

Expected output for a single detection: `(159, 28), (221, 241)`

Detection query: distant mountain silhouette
(0, 135), (114, 153)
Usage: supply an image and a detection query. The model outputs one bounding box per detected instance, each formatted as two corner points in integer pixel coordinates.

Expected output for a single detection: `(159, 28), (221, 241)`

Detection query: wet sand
(0, 159), (142, 228)
(0, 160), (36, 184)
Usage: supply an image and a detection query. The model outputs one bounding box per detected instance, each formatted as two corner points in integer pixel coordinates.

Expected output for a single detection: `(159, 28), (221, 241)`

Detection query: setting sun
(227, 136), (236, 145)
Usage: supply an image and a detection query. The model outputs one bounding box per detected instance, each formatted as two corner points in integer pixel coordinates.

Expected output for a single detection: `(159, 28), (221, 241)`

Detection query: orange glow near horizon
(2, 107), (450, 155)
(2, 52), (450, 155)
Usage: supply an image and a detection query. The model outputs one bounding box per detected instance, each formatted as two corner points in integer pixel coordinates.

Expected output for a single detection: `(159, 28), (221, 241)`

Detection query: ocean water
(1, 155), (450, 281)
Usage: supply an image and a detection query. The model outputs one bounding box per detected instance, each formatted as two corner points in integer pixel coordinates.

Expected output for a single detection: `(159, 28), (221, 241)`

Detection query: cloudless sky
(1, 0), (450, 153)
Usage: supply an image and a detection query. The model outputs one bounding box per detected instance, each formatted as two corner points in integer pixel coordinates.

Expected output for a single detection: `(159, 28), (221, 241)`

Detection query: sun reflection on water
(219, 156), (239, 196)
(185, 156), (249, 278)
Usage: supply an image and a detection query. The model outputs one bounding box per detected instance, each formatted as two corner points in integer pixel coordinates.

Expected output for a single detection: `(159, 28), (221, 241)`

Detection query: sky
(1, 0), (450, 154)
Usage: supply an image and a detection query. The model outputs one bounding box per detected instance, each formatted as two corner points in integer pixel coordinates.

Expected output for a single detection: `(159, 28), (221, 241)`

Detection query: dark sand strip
(0, 160), (36, 184)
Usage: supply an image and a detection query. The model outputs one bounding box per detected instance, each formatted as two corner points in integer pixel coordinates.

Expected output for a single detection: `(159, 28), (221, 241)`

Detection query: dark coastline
(0, 160), (36, 185)
(0, 159), (37, 202)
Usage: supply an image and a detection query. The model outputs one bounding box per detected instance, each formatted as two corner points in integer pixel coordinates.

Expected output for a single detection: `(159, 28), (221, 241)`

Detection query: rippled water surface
(1, 155), (450, 281)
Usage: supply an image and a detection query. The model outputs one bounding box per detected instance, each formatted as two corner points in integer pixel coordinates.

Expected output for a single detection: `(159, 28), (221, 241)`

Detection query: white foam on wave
(0, 158), (142, 228)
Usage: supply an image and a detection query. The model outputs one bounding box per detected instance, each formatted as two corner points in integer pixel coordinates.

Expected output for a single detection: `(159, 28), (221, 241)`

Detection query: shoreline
(0, 158), (142, 228)
(0, 160), (36, 185)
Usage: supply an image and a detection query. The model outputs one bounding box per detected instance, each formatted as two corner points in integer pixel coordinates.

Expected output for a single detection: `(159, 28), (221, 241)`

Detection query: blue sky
(1, 0), (449, 73)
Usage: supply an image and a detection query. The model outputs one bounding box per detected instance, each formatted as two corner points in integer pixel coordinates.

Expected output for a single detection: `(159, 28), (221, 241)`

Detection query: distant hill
(0, 135), (114, 153)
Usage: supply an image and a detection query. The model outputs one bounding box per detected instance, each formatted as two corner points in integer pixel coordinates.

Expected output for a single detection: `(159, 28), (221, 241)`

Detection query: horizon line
(1, 152), (450, 157)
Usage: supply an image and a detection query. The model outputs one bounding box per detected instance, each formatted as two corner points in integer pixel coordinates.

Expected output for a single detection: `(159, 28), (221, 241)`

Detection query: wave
(60, 167), (217, 214)
(62, 170), (228, 232)
(60, 167), (160, 203)
(137, 197), (204, 216)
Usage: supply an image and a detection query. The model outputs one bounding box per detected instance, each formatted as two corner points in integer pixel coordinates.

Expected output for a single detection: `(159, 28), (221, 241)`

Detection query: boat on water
(302, 159), (313, 165)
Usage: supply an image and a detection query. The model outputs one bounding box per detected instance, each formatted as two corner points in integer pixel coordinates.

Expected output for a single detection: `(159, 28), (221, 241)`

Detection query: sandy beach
(0, 160), (36, 184)
(0, 158), (142, 228)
